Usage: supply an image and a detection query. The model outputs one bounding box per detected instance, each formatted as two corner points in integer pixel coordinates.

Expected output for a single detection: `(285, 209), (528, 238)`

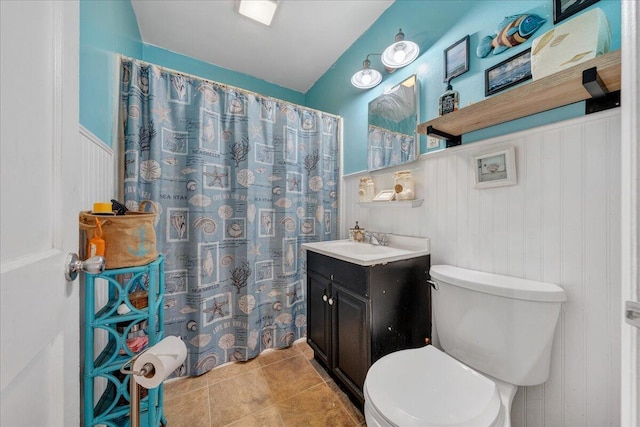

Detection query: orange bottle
(87, 218), (105, 258)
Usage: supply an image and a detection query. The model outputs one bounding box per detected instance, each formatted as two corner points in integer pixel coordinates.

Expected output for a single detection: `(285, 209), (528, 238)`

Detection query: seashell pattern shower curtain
(367, 125), (415, 170)
(119, 58), (339, 377)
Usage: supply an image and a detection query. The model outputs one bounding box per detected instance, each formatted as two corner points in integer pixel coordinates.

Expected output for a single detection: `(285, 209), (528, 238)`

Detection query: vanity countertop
(302, 235), (430, 266)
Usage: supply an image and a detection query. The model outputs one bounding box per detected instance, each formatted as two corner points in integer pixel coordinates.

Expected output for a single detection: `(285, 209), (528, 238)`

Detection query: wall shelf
(359, 198), (424, 208)
(417, 50), (621, 144)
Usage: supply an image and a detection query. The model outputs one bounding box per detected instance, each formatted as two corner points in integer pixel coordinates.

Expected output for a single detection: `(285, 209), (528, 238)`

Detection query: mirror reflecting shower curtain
(119, 58), (339, 377)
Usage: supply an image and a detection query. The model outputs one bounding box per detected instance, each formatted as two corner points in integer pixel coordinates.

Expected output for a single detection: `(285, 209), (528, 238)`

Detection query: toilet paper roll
(132, 336), (187, 389)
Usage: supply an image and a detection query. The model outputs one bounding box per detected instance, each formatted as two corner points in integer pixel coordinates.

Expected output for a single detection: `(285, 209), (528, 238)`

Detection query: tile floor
(163, 340), (366, 426)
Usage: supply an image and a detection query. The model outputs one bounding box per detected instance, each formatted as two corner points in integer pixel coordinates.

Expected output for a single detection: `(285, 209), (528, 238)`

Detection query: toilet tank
(430, 265), (566, 386)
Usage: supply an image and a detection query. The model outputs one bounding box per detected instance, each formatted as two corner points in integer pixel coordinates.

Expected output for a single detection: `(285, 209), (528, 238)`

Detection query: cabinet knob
(328, 298), (334, 305)
(322, 294), (328, 302)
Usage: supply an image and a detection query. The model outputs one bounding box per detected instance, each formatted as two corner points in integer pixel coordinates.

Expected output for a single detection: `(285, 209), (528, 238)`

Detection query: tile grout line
(257, 349), (305, 369)
(258, 354), (324, 427)
(206, 350), (294, 426)
(215, 365), (282, 427)
(205, 344), (306, 386)
(256, 364), (284, 426)
(303, 357), (362, 426)
(207, 380), (213, 427)
(166, 343), (363, 426)
(266, 359), (326, 404)
(204, 346), (302, 387)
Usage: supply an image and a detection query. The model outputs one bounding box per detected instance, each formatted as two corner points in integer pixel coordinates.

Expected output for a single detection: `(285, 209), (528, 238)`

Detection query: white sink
(301, 236), (430, 266)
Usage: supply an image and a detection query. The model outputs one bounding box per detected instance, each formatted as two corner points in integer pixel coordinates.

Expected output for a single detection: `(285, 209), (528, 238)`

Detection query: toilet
(364, 265), (567, 427)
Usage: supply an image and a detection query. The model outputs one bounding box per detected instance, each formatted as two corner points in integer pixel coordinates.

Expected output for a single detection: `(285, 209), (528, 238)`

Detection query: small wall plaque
(372, 189), (396, 202)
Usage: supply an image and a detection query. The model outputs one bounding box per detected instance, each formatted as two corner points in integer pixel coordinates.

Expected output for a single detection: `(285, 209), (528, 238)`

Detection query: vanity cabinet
(306, 251), (431, 405)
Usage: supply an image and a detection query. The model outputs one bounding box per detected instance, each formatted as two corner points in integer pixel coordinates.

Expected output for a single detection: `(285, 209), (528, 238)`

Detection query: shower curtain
(119, 57), (340, 377)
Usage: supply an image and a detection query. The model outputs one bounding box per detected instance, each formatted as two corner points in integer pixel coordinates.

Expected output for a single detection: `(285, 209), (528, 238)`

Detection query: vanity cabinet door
(332, 285), (369, 401)
(307, 271), (331, 368)
(306, 251), (431, 408)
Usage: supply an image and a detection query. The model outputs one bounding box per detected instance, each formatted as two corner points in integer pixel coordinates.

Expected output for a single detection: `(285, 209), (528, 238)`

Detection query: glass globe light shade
(382, 40), (419, 68)
(351, 59), (382, 89)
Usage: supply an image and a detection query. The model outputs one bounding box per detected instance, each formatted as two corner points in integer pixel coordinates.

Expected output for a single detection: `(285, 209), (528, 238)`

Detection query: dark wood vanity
(305, 250), (431, 406)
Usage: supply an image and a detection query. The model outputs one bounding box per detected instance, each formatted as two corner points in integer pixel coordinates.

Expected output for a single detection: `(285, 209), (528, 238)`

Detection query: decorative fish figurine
(477, 14), (546, 57)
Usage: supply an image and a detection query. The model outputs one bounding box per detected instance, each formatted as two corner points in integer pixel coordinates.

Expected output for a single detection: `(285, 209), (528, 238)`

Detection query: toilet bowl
(363, 265), (566, 427)
(364, 345), (513, 427)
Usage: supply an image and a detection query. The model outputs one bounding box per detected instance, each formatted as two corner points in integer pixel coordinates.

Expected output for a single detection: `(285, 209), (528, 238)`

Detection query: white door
(1, 1), (80, 426)
(621, 2), (639, 425)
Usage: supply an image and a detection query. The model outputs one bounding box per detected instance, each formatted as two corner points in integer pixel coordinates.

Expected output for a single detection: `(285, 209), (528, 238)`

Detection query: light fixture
(351, 56), (383, 89)
(381, 28), (420, 69)
(237, 0), (278, 26)
(350, 29), (420, 89)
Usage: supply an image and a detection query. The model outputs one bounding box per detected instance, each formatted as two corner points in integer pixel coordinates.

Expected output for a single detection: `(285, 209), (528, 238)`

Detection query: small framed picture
(443, 35), (469, 82)
(485, 48), (532, 96)
(372, 189), (396, 202)
(473, 147), (517, 189)
(554, 0), (599, 24)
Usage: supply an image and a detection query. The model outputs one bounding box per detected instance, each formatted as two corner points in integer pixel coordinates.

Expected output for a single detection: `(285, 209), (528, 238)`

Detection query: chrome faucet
(367, 232), (388, 246)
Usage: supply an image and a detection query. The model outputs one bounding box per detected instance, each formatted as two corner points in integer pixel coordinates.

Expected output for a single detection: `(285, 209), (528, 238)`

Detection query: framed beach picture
(443, 35), (469, 82)
(473, 147), (517, 189)
(554, 0), (599, 24)
(485, 48), (532, 96)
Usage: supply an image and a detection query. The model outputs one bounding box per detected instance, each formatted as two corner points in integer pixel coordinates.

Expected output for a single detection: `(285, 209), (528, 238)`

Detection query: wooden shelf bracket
(426, 125), (461, 147)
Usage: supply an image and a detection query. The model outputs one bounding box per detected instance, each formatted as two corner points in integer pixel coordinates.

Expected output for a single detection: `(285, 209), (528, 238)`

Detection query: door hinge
(625, 301), (640, 328)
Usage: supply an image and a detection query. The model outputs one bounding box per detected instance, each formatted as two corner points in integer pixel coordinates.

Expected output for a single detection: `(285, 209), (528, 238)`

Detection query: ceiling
(131, 0), (395, 93)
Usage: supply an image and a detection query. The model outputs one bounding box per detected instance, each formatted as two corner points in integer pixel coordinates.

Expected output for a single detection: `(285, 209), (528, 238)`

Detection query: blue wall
(81, 0), (621, 161)
(80, 0), (303, 146)
(306, 0), (621, 174)
(142, 44), (304, 105)
(80, 0), (142, 145)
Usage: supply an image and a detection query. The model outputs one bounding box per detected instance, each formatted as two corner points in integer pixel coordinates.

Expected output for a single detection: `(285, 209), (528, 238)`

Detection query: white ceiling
(131, 0), (394, 93)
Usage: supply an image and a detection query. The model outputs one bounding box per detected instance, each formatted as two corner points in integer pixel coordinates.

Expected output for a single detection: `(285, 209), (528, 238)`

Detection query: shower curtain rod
(118, 54), (341, 120)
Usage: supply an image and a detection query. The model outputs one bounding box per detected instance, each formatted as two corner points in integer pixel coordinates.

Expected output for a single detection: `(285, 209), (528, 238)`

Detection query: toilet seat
(364, 346), (503, 427)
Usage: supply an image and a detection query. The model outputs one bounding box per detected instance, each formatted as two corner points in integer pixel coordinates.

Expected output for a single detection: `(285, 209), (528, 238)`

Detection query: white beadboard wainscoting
(342, 109), (621, 426)
(80, 125), (116, 206)
(79, 125), (116, 406)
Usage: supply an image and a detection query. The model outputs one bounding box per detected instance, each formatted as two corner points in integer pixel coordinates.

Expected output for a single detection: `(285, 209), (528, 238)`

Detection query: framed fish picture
(484, 48), (532, 96)
(554, 0), (599, 24)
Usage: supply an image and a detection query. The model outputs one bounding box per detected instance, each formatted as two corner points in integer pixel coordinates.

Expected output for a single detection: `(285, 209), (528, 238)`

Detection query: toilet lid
(364, 346), (502, 427)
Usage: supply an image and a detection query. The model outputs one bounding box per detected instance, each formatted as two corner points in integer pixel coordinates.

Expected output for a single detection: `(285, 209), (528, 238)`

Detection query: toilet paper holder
(120, 335), (187, 427)
(120, 354), (156, 427)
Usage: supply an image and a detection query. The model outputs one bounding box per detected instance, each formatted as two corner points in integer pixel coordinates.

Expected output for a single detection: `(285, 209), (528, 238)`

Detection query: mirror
(367, 74), (419, 171)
